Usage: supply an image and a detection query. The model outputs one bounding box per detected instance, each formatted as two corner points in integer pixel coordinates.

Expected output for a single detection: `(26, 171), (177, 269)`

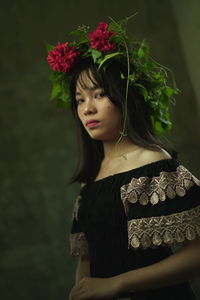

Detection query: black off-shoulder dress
(70, 159), (200, 299)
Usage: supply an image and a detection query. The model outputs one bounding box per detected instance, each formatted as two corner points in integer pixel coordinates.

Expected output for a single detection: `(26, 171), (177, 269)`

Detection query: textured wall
(1, 0), (200, 299)
(171, 0), (200, 114)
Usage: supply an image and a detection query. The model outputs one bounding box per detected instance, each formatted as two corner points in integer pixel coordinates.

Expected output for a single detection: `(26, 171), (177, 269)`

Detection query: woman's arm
(69, 256), (91, 299)
(75, 256), (91, 284)
(69, 239), (200, 300)
(115, 238), (200, 295)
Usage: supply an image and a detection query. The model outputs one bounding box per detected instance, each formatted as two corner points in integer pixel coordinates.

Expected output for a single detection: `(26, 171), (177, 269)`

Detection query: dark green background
(1, 1), (200, 299)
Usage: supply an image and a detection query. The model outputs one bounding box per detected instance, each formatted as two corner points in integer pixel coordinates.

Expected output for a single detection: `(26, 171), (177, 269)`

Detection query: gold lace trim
(121, 165), (200, 211)
(70, 232), (89, 257)
(128, 205), (200, 249)
(72, 195), (82, 221)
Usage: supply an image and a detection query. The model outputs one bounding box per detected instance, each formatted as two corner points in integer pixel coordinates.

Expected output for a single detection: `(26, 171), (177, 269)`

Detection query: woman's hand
(69, 276), (122, 300)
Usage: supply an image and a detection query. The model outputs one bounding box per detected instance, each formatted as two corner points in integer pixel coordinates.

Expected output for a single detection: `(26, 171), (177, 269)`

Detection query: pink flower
(89, 22), (116, 52)
(47, 42), (80, 72)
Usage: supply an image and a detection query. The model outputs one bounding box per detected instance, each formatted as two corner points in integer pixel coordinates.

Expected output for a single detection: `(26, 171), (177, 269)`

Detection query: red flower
(47, 42), (80, 72)
(89, 22), (116, 52)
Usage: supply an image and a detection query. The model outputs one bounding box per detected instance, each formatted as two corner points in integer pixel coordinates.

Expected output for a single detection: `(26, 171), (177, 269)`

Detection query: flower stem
(116, 38), (130, 146)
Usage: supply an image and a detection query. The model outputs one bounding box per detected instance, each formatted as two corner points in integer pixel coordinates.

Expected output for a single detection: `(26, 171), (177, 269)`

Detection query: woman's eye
(95, 92), (106, 99)
(76, 99), (84, 105)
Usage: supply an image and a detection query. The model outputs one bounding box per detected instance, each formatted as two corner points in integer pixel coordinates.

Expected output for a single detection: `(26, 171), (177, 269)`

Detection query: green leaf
(45, 41), (55, 53)
(69, 30), (85, 35)
(108, 13), (138, 34)
(121, 73), (125, 79)
(61, 79), (70, 99)
(129, 73), (135, 81)
(91, 49), (102, 63)
(98, 52), (122, 69)
(56, 99), (70, 109)
(154, 121), (164, 136)
(50, 81), (62, 100)
(164, 87), (175, 97)
(119, 131), (128, 136)
(153, 73), (162, 80)
(61, 91), (70, 103)
(175, 88), (181, 95)
(134, 83), (148, 100)
(69, 26), (89, 36)
(151, 116), (170, 136)
(49, 72), (64, 82)
(118, 12), (138, 26)
(77, 37), (89, 44)
(81, 47), (92, 57)
(138, 47), (144, 59)
(108, 22), (123, 35)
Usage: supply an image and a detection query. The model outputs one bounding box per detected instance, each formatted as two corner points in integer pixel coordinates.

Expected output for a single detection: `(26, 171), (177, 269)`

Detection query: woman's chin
(88, 132), (121, 142)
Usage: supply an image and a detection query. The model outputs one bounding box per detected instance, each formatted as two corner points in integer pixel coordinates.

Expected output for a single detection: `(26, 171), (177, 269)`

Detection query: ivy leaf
(110, 34), (125, 44)
(98, 52), (122, 69)
(154, 120), (164, 136)
(109, 13), (138, 34)
(82, 47), (92, 57)
(78, 37), (89, 44)
(129, 73), (135, 82)
(56, 98), (70, 109)
(119, 131), (128, 136)
(108, 22), (123, 35)
(60, 94), (71, 106)
(175, 88), (181, 95)
(69, 29), (89, 45)
(151, 117), (172, 136)
(153, 73), (165, 84)
(49, 78), (62, 100)
(69, 25), (90, 36)
(91, 49), (102, 63)
(51, 85), (60, 100)
(45, 41), (55, 53)
(138, 47), (145, 59)
(61, 79), (70, 99)
(134, 83), (148, 101)
(163, 87), (175, 97)
(69, 30), (85, 36)
(54, 79), (71, 108)
(118, 12), (138, 26)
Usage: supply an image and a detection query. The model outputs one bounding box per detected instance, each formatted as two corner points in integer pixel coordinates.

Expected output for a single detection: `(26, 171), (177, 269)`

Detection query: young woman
(47, 18), (200, 300)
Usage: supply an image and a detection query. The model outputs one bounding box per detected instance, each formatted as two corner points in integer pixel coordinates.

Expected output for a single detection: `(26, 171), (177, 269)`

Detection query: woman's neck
(102, 136), (139, 163)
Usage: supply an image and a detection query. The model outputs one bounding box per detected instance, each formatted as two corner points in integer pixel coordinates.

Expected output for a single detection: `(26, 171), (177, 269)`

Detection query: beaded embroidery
(120, 164), (200, 249)
(121, 165), (200, 213)
(70, 232), (89, 257)
(127, 206), (200, 249)
(71, 195), (82, 221)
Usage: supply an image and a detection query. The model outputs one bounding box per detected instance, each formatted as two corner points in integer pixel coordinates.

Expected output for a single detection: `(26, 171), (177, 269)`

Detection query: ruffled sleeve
(70, 189), (89, 258)
(120, 160), (200, 250)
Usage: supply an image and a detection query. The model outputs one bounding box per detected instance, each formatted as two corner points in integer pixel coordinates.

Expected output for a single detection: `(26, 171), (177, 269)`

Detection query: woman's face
(75, 70), (123, 142)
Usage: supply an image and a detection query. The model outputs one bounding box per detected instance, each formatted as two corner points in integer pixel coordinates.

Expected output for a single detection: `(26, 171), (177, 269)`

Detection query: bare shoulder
(138, 147), (172, 166)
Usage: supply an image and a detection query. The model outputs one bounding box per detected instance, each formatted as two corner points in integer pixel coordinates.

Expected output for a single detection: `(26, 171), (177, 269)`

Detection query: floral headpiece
(46, 15), (180, 136)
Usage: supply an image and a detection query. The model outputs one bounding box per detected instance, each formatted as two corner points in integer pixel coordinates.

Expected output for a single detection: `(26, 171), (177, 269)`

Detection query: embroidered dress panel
(70, 159), (199, 299)
(70, 232), (89, 258)
(121, 165), (200, 213)
(127, 205), (200, 249)
(72, 195), (82, 221)
(120, 164), (200, 249)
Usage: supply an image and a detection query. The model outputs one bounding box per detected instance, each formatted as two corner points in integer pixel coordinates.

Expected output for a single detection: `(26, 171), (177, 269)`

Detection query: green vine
(46, 14), (180, 136)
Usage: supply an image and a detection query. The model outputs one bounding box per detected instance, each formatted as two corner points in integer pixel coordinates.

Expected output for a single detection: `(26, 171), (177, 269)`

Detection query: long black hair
(69, 57), (177, 183)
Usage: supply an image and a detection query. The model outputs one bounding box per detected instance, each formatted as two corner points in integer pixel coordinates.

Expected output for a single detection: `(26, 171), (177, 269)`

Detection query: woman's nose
(83, 100), (97, 115)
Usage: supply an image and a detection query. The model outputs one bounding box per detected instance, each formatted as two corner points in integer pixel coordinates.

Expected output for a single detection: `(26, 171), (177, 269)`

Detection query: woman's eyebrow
(75, 86), (102, 96)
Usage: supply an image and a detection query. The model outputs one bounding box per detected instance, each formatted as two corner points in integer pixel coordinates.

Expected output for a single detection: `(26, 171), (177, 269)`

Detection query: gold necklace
(121, 154), (128, 160)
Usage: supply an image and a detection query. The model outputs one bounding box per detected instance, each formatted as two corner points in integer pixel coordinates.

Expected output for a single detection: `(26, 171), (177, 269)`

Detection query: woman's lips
(86, 121), (100, 128)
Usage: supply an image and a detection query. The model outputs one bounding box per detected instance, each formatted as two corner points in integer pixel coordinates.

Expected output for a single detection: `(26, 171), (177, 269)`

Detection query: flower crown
(46, 15), (180, 135)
